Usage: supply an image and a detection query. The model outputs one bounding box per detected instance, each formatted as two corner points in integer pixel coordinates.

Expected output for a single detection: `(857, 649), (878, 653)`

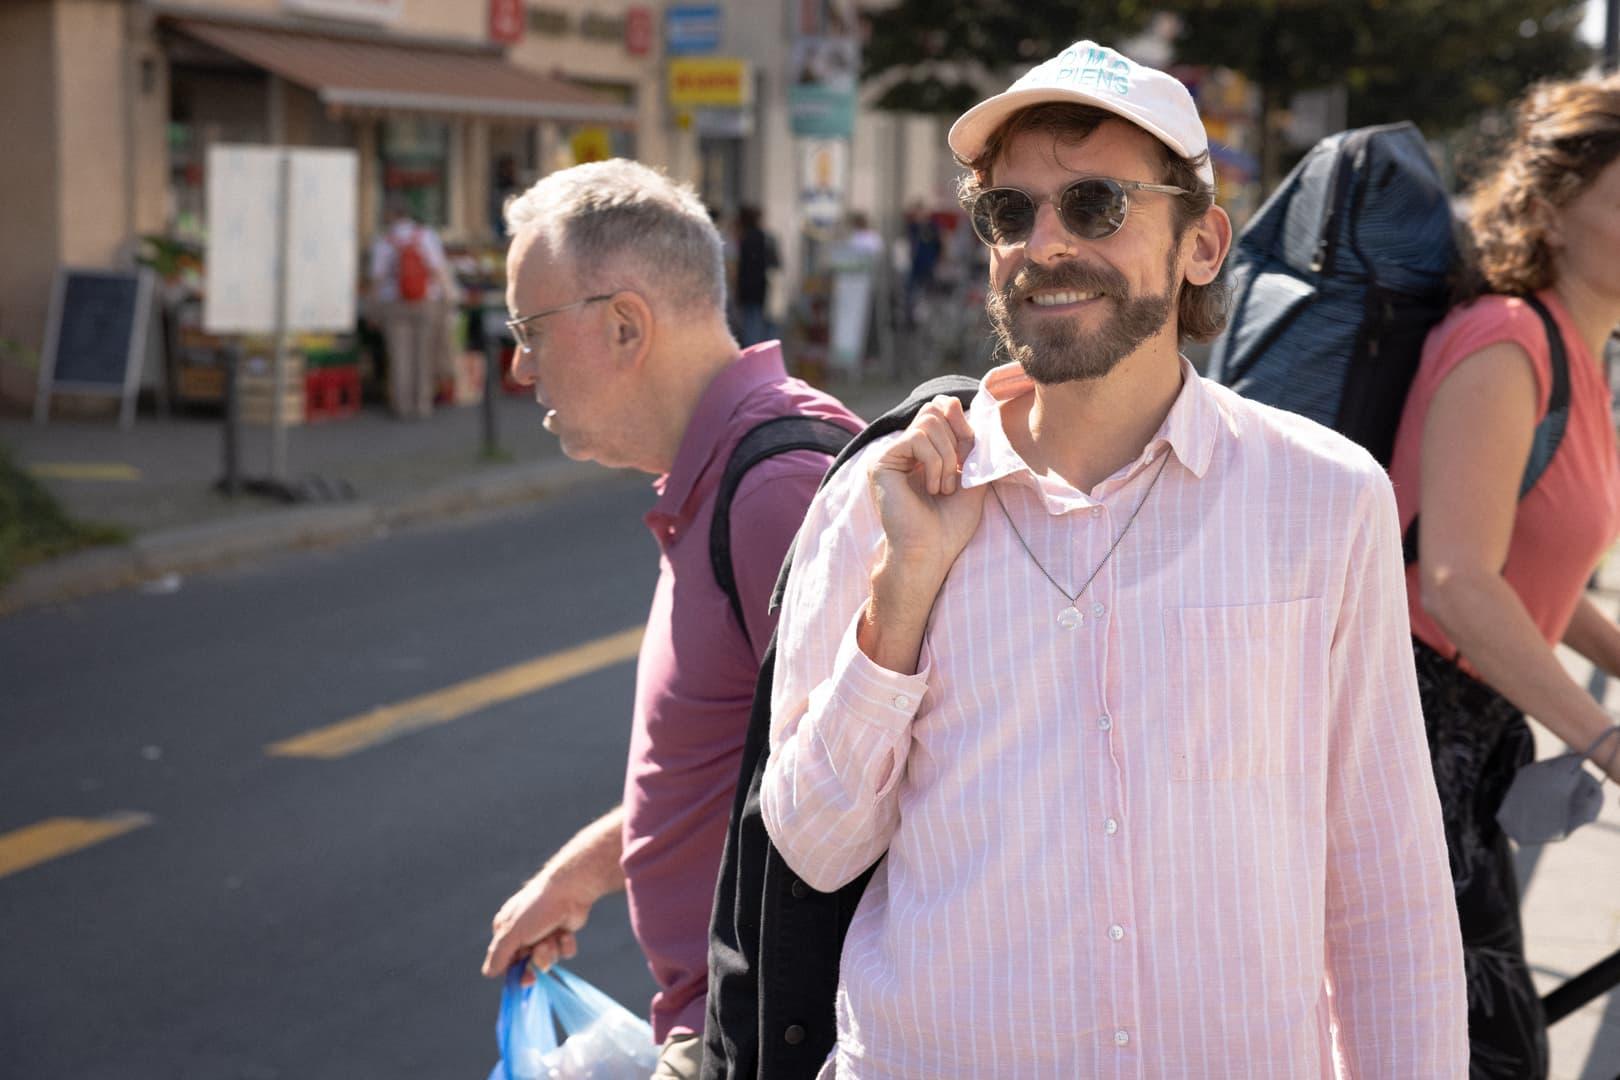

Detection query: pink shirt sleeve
(759, 443), (931, 892)
(1323, 472), (1469, 1070)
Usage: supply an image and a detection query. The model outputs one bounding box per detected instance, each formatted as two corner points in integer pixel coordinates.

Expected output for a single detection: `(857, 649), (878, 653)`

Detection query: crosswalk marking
(267, 625), (645, 760)
(0, 813), (154, 881)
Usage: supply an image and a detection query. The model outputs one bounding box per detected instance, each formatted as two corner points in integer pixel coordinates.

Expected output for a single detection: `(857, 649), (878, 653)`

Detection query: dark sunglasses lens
(1060, 179), (1128, 239)
(972, 189), (1036, 247)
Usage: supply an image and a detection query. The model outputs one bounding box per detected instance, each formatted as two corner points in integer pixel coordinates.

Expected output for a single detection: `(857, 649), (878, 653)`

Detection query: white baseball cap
(948, 41), (1215, 188)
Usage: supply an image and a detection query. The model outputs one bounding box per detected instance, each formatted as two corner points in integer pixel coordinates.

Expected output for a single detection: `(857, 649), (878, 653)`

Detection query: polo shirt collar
(650, 341), (790, 527)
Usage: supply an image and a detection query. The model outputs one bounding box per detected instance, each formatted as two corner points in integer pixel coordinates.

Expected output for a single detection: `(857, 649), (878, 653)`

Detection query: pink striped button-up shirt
(761, 360), (1467, 1078)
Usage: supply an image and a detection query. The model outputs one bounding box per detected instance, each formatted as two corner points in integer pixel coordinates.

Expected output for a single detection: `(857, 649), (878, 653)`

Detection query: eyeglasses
(505, 293), (614, 351)
(963, 177), (1190, 248)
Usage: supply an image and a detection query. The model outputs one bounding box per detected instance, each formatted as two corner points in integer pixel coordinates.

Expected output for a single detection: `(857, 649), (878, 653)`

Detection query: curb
(0, 456), (621, 617)
(0, 380), (914, 618)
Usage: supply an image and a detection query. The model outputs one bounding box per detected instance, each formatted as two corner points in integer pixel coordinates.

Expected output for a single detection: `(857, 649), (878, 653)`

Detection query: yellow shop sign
(668, 58), (751, 108)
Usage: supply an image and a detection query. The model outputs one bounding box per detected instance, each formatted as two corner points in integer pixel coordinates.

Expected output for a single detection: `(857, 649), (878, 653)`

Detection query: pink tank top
(1388, 290), (1620, 667)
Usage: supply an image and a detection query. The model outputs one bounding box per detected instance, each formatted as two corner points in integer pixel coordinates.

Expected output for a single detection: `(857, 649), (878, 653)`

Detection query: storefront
(0, 0), (671, 413)
(161, 13), (636, 241)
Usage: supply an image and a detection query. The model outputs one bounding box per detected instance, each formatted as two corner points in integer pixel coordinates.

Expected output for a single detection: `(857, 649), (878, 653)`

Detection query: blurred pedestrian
(479, 160), (859, 1080)
(902, 199), (941, 327)
(367, 197), (457, 419)
(1387, 72), (1620, 1079)
(842, 210), (883, 261)
(490, 154), (521, 239)
(716, 39), (1466, 1077)
(733, 205), (779, 347)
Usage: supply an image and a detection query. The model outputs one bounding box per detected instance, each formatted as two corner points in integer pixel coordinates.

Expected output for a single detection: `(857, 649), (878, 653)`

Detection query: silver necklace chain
(989, 450), (1171, 608)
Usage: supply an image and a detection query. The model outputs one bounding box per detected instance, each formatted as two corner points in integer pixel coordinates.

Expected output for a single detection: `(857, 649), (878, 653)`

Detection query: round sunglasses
(964, 177), (1190, 248)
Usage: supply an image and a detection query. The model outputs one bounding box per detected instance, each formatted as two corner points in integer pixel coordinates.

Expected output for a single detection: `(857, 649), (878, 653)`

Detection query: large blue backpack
(1208, 122), (1569, 558)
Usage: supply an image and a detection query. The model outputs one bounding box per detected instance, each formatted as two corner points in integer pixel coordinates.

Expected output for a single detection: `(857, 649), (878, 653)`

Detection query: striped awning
(171, 18), (636, 126)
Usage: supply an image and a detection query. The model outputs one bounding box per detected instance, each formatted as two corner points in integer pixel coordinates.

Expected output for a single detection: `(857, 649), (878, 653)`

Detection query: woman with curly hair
(1386, 73), (1620, 1078)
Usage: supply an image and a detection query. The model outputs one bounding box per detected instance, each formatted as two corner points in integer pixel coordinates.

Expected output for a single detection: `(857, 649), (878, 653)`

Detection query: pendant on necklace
(1057, 605), (1084, 630)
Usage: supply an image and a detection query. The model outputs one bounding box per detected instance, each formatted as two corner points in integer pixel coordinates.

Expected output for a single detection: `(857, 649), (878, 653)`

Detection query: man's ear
(607, 290), (653, 366)
(1182, 205), (1233, 287)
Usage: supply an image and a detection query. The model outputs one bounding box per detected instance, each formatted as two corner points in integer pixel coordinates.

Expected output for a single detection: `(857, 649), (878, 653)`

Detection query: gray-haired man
(477, 159), (859, 1078)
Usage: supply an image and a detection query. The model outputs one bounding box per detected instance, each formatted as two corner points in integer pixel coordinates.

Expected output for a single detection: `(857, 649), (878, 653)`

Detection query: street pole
(481, 309), (502, 460)
(1606, 0), (1618, 73)
(269, 150), (292, 487)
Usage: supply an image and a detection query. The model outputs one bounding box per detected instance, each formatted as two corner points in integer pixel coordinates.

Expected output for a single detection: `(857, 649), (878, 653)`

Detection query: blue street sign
(665, 5), (722, 55)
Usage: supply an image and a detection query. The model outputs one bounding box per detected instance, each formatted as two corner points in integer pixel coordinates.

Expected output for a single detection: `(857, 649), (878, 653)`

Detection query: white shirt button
(1090, 506), (1103, 518)
(1114, 1029), (1130, 1047)
(1091, 601), (1106, 617)
(1104, 817), (1119, 836)
(1108, 924), (1125, 942)
(892, 694), (912, 710)
(1098, 715), (1112, 731)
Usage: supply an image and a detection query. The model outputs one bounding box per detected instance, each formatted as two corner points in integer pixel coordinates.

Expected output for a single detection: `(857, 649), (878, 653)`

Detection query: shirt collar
(650, 341), (790, 524)
(958, 356), (1225, 500)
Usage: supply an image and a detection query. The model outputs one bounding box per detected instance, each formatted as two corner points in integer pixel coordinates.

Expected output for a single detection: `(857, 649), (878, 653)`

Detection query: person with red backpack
(367, 197), (456, 418)
(1386, 74), (1620, 1079)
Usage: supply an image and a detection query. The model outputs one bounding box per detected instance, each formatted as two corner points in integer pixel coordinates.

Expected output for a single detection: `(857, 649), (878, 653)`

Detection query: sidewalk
(0, 376), (911, 615)
(1536, 569), (1620, 1079)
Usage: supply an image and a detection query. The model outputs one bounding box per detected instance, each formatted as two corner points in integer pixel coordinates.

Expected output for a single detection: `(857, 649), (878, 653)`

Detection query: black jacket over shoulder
(700, 376), (980, 1080)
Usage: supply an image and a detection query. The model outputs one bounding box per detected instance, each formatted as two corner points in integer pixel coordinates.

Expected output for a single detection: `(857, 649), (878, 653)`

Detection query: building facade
(0, 0), (964, 405)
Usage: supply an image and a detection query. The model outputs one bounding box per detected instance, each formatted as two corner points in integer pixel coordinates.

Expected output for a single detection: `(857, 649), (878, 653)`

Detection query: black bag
(1208, 122), (1570, 561)
(1208, 122), (1457, 466)
(702, 375), (981, 1080)
(710, 416), (860, 650)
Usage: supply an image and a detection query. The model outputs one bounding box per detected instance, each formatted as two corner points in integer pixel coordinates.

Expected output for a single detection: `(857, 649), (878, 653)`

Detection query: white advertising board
(204, 145), (358, 335)
(286, 150), (358, 333)
(204, 145), (281, 335)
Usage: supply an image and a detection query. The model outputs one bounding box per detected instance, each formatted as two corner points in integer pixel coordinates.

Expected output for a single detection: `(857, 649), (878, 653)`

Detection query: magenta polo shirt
(622, 341), (861, 1042)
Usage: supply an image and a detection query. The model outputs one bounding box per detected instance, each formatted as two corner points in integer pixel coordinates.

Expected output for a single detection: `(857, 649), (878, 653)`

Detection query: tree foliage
(1172, 0), (1591, 133)
(862, 0), (1593, 139)
(861, 1), (1157, 113)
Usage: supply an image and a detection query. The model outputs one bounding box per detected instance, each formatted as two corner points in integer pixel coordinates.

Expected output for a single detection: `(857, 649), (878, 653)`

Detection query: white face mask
(1496, 726), (1620, 846)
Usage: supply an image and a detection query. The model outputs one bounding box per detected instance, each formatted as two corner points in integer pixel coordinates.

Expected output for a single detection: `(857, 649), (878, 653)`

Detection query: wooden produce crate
(176, 363), (226, 402)
(238, 353), (306, 426)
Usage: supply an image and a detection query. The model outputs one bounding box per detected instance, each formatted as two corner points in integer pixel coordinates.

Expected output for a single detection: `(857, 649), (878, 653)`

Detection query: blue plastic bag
(489, 963), (659, 1080)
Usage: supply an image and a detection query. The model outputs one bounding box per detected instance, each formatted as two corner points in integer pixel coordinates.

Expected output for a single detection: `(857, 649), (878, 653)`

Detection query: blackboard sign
(34, 267), (154, 429)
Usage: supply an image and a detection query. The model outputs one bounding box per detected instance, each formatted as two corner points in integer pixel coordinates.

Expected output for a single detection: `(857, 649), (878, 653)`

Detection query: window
(379, 118), (451, 227)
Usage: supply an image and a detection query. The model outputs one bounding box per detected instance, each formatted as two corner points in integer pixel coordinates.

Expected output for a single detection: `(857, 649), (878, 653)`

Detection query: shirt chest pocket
(1161, 598), (1325, 782)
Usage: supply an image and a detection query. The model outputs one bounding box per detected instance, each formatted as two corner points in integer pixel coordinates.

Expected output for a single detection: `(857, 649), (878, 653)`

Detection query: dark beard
(986, 258), (1174, 386)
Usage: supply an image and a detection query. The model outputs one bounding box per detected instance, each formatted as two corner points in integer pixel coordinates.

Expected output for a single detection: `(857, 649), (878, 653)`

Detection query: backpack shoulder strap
(768, 374), (981, 613)
(710, 416), (855, 646)
(1516, 294), (1571, 498)
(1400, 295), (1572, 565)
(701, 373), (981, 1080)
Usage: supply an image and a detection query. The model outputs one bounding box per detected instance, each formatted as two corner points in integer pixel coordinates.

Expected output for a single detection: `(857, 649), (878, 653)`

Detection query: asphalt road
(0, 477), (665, 1079)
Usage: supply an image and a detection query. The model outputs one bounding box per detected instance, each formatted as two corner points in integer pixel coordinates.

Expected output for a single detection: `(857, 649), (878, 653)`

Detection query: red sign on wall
(625, 6), (653, 56)
(489, 0), (523, 44)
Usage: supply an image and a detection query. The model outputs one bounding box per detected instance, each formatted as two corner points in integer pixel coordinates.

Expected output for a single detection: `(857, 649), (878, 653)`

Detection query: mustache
(999, 261), (1128, 307)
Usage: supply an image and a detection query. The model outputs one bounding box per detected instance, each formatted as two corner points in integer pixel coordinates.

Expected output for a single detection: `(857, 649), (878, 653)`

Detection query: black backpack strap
(1401, 294), (1571, 565)
(710, 416), (856, 648)
(701, 374), (980, 1080)
(1517, 294), (1572, 495)
(768, 374), (982, 614)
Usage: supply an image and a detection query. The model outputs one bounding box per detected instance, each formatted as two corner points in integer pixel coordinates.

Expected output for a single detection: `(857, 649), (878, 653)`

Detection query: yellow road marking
(26, 463), (142, 481)
(0, 813), (154, 880)
(268, 625), (645, 760)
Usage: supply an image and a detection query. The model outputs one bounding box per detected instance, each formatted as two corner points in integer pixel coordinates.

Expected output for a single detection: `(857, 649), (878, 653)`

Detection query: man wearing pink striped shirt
(758, 42), (1467, 1077)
